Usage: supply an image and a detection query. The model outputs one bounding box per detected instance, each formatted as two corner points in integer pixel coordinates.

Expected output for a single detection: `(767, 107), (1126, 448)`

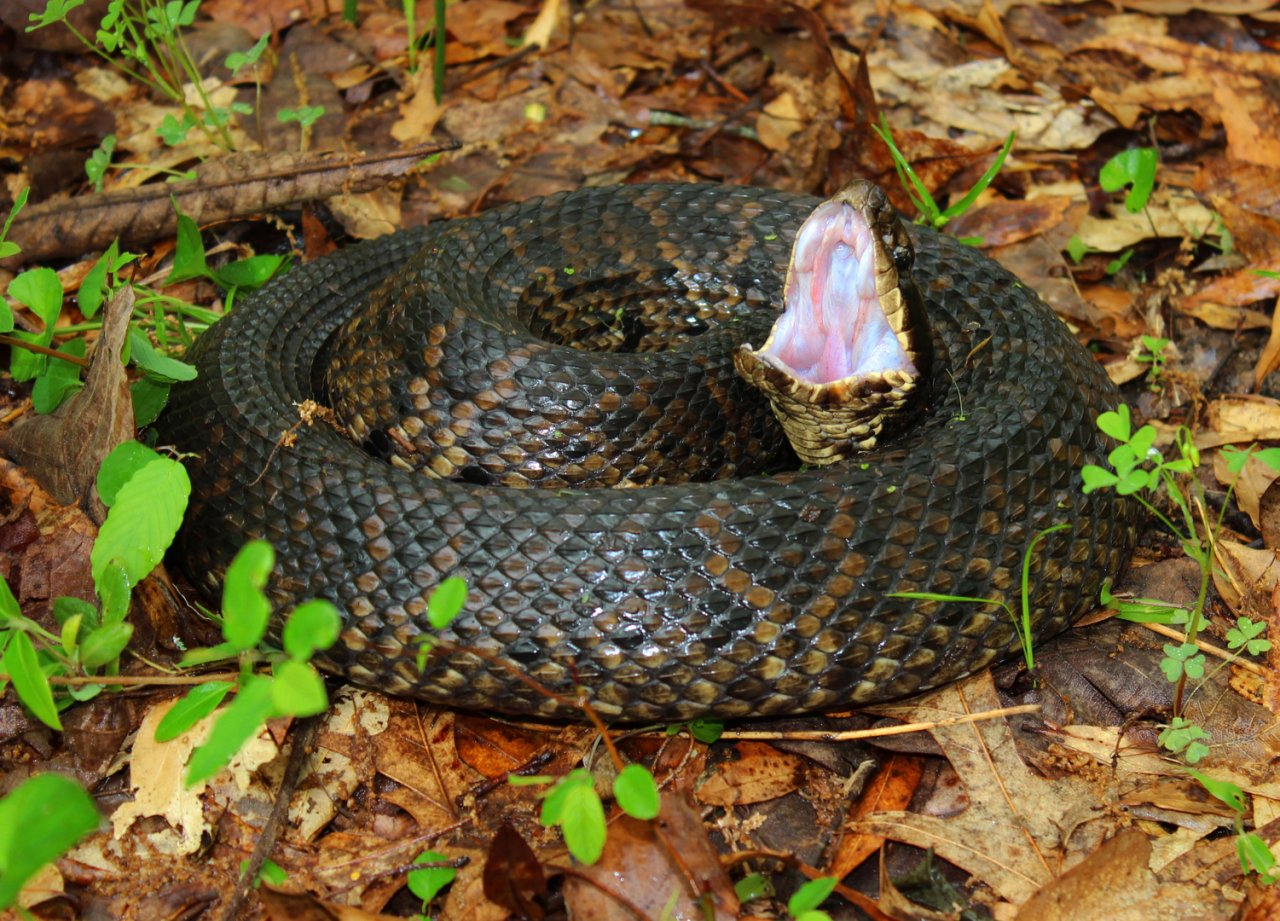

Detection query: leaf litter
(3, 0), (1280, 918)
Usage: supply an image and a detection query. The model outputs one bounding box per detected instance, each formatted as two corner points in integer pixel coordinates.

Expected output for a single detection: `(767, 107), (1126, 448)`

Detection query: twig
(715, 704), (1043, 742)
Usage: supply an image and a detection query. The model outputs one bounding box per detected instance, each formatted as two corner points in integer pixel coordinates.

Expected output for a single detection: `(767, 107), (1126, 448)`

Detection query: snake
(157, 183), (1138, 722)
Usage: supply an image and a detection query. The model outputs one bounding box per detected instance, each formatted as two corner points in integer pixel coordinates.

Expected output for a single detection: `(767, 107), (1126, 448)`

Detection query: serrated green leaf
(0, 773), (100, 909)
(282, 599), (340, 660)
(221, 540), (274, 650)
(270, 659), (328, 716)
(90, 456), (190, 586)
(2, 631), (61, 730)
(97, 441), (164, 508)
(185, 676), (274, 786)
(614, 763), (659, 820)
(407, 849), (456, 903)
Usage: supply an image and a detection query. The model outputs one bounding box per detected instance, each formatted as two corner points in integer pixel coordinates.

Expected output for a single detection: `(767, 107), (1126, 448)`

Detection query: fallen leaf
(694, 741), (808, 807)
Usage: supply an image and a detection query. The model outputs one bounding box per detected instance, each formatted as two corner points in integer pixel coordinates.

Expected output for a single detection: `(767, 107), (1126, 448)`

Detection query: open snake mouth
(758, 197), (916, 384)
(734, 181), (929, 464)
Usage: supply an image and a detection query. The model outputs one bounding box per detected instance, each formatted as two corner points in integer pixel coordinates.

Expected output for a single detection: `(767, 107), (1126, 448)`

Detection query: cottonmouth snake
(158, 183), (1137, 721)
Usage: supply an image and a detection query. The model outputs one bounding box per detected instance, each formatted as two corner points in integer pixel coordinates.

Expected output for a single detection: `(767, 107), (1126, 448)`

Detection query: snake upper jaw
(734, 180), (930, 465)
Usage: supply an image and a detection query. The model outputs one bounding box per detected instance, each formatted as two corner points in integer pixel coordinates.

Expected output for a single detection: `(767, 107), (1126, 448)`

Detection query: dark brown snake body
(158, 184), (1138, 721)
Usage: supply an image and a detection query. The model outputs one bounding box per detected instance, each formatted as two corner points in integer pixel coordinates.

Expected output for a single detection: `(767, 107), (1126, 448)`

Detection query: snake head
(733, 180), (930, 464)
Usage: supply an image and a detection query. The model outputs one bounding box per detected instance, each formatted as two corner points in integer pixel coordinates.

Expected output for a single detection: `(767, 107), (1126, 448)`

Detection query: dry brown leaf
(390, 66), (446, 144)
(829, 754), (925, 879)
(1211, 448), (1280, 534)
(693, 741), (807, 807)
(1213, 539), (1280, 620)
(563, 795), (738, 921)
(850, 674), (1121, 904)
(1, 286), (134, 513)
(1016, 830), (1164, 921)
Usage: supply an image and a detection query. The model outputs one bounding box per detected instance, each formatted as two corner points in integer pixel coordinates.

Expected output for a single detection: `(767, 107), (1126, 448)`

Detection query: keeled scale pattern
(157, 184), (1139, 721)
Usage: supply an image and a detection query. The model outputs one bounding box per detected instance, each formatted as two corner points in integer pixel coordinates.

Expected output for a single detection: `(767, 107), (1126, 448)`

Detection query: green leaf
(178, 641), (239, 667)
(1080, 465), (1118, 494)
(689, 718), (724, 744)
(31, 338), (85, 413)
(0, 576), (18, 624)
(1096, 406), (1131, 443)
(127, 328), (197, 382)
(97, 440), (163, 507)
(1099, 148), (1158, 213)
(85, 135), (116, 192)
(0, 773), (100, 910)
(734, 873), (771, 903)
(939, 130), (1015, 221)
(78, 621), (133, 669)
(788, 877), (837, 916)
(407, 850), (457, 903)
(1106, 249), (1135, 276)
(221, 540), (274, 651)
(212, 253), (288, 292)
(2, 631), (61, 730)
(186, 676), (275, 786)
(96, 562), (131, 624)
(225, 33), (270, 73)
(7, 267), (64, 381)
(270, 659), (328, 716)
(26, 0), (87, 28)
(132, 376), (172, 427)
(166, 210), (211, 284)
(1187, 769), (1246, 813)
(282, 599), (340, 660)
(277, 105), (326, 128)
(1238, 832), (1279, 881)
(540, 769), (606, 864)
(90, 456), (190, 585)
(155, 681), (234, 742)
(427, 576), (467, 629)
(614, 764), (660, 820)
(1066, 234), (1088, 263)
(52, 596), (97, 630)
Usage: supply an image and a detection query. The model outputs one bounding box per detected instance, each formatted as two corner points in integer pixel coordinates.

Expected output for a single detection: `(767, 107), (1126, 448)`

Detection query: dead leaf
(694, 741), (808, 807)
(482, 824), (547, 921)
(1213, 539), (1280, 619)
(829, 755), (925, 879)
(1016, 830), (1160, 921)
(564, 795), (739, 921)
(1, 286), (134, 515)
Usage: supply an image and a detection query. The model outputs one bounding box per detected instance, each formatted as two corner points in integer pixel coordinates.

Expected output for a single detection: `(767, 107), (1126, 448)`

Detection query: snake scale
(158, 184), (1138, 721)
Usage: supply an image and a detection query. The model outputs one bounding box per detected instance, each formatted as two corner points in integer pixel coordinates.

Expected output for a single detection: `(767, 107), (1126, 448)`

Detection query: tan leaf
(693, 741), (807, 806)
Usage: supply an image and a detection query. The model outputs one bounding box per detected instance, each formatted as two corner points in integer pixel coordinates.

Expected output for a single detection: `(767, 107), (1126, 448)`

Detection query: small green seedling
(872, 115), (1015, 242)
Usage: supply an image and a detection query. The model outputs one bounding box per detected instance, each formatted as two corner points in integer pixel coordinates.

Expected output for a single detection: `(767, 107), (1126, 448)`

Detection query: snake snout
(733, 180), (930, 464)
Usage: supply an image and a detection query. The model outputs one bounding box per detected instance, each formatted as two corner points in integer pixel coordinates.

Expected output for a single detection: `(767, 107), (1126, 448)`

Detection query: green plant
(407, 850), (457, 915)
(156, 539), (341, 785)
(28, 0), (238, 149)
(1135, 335), (1170, 391)
(787, 876), (837, 921)
(1189, 769), (1278, 883)
(1082, 405), (1277, 764)
(1, 441), (190, 727)
(872, 115), (1015, 243)
(509, 760), (661, 865)
(0, 774), (102, 909)
(891, 522), (1070, 674)
(1092, 147), (1159, 277)
(276, 105), (326, 151)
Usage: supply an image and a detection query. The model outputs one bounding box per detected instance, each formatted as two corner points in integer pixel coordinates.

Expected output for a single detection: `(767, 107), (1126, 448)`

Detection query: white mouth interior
(761, 200), (916, 385)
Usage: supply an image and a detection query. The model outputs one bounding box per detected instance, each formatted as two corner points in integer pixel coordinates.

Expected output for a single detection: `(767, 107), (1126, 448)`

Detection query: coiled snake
(158, 183), (1137, 721)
